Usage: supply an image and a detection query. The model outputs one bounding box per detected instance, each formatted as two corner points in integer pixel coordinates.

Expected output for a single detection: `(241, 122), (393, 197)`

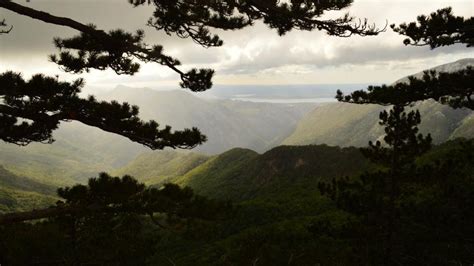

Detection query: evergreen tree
(318, 7), (474, 265)
(0, 173), (229, 264)
(336, 66), (473, 109)
(318, 105), (432, 264)
(0, 173), (226, 224)
(0, 72), (205, 149)
(0, 0), (383, 148)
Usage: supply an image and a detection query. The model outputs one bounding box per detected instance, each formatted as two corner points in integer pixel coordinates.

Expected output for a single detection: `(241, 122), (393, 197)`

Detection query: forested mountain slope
(152, 139), (474, 265)
(0, 166), (57, 213)
(113, 151), (209, 185)
(173, 145), (370, 201)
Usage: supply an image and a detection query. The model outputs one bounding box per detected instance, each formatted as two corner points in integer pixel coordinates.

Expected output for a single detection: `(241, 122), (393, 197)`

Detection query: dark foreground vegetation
(0, 139), (473, 265)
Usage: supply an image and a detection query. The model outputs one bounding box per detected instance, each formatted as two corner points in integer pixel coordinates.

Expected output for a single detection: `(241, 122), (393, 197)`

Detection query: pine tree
(318, 105), (432, 264)
(0, 173), (226, 224)
(0, 173), (229, 264)
(318, 7), (473, 265)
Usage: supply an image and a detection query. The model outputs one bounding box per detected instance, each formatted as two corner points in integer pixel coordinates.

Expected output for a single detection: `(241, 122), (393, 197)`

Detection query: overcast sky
(0, 0), (473, 91)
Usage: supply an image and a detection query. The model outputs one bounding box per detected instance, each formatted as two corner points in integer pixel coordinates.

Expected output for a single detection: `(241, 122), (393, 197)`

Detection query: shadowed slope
(175, 145), (369, 201)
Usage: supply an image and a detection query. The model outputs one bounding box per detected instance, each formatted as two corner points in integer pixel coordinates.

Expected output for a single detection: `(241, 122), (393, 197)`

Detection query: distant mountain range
(0, 88), (316, 185)
(283, 58), (474, 147)
(282, 99), (473, 147)
(97, 87), (316, 154)
(0, 58), (472, 190)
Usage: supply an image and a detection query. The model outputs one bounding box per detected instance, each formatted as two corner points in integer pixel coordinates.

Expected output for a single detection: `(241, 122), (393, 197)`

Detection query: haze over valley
(0, 59), (472, 189)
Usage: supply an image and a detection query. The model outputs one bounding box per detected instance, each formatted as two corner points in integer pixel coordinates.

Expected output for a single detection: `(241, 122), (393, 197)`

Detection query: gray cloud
(1, 0), (473, 86)
(215, 38), (468, 75)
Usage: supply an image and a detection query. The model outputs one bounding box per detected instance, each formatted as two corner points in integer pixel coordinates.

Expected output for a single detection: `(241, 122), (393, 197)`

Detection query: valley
(0, 59), (473, 211)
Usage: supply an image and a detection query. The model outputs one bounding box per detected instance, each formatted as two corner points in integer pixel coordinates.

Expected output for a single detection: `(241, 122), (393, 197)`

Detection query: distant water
(197, 84), (370, 103)
(230, 97), (337, 103)
(100, 84), (372, 104)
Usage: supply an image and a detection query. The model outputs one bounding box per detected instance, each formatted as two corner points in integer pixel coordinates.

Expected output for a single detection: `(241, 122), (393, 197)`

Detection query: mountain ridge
(283, 59), (474, 147)
(173, 145), (369, 201)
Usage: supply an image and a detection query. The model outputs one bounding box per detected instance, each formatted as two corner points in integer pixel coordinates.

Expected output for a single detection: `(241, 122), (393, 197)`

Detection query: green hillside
(113, 150), (209, 185)
(0, 121), (149, 186)
(0, 166), (56, 195)
(174, 145), (370, 201)
(284, 101), (472, 148)
(284, 100), (474, 147)
(174, 148), (260, 200)
(282, 103), (384, 147)
(153, 139), (474, 265)
(0, 166), (57, 213)
(149, 145), (372, 265)
(0, 187), (57, 213)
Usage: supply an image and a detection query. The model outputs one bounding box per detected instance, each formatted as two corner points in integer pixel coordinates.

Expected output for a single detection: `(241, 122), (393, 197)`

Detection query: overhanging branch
(0, 0), (198, 89)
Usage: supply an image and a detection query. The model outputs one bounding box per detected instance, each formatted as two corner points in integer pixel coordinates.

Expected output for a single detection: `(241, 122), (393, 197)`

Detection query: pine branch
(336, 67), (474, 110)
(0, 71), (206, 149)
(391, 7), (474, 48)
(0, 0), (214, 91)
(0, 0), (100, 34)
(0, 18), (12, 34)
(136, 0), (385, 39)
